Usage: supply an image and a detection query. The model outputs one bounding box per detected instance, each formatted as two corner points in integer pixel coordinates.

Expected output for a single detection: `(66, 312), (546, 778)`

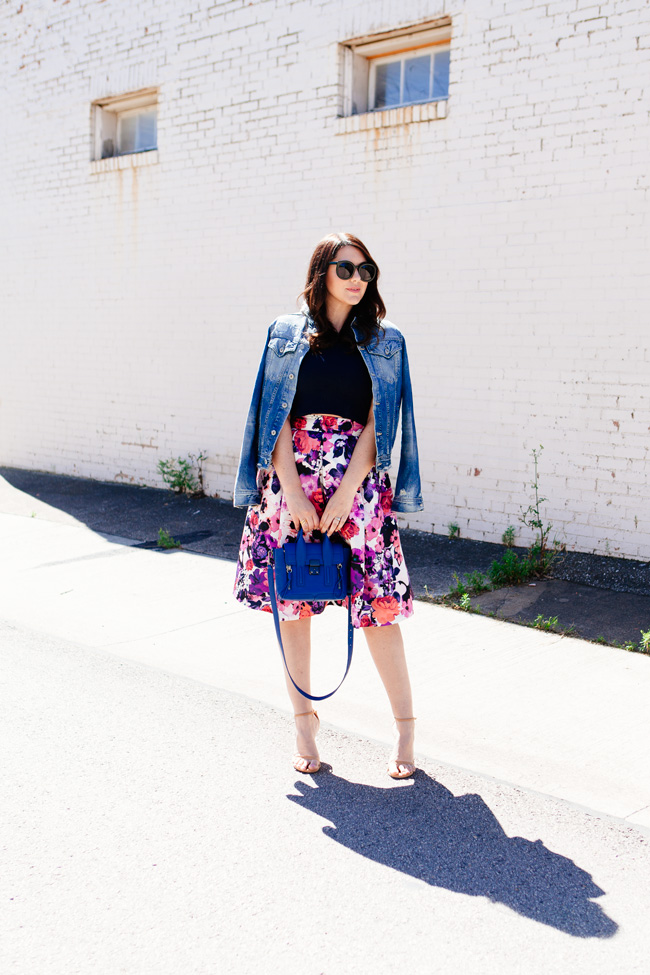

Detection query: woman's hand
(320, 485), (355, 537)
(284, 489), (321, 535)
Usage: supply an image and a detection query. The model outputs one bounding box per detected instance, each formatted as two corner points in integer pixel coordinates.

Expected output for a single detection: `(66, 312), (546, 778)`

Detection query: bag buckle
(308, 560), (321, 576)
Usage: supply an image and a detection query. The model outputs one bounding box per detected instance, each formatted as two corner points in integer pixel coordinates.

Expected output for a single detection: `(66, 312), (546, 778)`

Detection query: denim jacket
(233, 307), (424, 513)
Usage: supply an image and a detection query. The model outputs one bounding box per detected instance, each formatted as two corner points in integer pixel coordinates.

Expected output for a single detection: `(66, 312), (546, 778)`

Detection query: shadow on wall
(288, 770), (617, 938)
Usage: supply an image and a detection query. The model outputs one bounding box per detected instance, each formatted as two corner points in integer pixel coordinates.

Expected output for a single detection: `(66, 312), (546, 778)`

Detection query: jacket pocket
(366, 340), (401, 389)
(366, 340), (401, 359)
(268, 337), (298, 357)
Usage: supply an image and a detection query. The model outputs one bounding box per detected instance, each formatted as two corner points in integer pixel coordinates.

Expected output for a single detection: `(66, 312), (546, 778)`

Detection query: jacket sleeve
(233, 324), (272, 508)
(393, 335), (424, 513)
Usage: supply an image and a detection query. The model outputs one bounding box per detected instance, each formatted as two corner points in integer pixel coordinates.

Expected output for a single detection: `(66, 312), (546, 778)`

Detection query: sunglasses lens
(359, 263), (376, 282)
(335, 261), (354, 280)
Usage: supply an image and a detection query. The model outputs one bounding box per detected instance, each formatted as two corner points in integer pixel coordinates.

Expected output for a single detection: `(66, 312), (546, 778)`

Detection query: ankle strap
(294, 710), (318, 718)
(394, 716), (417, 721)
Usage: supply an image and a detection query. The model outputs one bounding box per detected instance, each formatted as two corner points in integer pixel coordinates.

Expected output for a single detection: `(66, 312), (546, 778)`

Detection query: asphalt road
(3, 621), (649, 975)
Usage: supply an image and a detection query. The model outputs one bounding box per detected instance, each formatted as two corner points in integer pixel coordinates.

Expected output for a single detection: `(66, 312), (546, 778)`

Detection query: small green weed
(534, 614), (558, 632)
(488, 549), (535, 587)
(442, 445), (564, 606)
(448, 570), (489, 600)
(448, 573), (469, 598)
(157, 451), (206, 495)
(465, 570), (490, 592)
(520, 445), (557, 575)
(640, 630), (650, 654)
(459, 593), (471, 611)
(158, 528), (181, 549)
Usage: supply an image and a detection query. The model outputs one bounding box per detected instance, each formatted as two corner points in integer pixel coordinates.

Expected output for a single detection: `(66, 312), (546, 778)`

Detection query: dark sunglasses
(328, 260), (377, 283)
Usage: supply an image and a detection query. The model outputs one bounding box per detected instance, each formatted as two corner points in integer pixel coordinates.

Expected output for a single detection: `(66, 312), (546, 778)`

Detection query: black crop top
(291, 328), (373, 425)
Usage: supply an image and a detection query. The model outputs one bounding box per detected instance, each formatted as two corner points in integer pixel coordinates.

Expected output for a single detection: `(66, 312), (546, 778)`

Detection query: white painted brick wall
(1, 0), (649, 560)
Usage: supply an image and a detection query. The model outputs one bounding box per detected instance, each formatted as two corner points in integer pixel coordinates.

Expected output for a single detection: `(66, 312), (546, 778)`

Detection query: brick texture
(0, 0), (648, 559)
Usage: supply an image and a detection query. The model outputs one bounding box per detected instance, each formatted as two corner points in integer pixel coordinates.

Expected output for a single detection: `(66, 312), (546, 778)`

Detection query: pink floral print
(234, 415), (414, 628)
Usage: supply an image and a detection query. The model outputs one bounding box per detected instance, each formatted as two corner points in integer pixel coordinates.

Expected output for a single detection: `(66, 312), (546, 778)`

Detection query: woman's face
(324, 244), (370, 312)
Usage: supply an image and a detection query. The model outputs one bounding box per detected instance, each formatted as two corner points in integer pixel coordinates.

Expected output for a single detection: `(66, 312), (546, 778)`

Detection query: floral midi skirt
(233, 414), (414, 628)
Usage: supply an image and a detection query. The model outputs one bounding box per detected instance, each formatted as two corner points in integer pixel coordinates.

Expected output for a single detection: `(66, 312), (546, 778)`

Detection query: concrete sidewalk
(1, 498), (649, 831)
(3, 464), (650, 647)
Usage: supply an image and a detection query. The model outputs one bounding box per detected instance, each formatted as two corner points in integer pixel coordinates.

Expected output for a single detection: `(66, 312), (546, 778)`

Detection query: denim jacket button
(289, 373), (294, 379)
(377, 431), (382, 436)
(271, 429), (277, 436)
(281, 402), (288, 408)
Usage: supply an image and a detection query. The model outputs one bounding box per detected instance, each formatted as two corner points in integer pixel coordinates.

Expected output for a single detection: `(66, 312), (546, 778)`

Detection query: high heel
(388, 716), (417, 779)
(293, 709), (321, 774)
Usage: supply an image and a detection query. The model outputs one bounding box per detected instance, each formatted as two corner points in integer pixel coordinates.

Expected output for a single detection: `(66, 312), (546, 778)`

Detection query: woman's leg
(363, 623), (416, 774)
(279, 617), (320, 772)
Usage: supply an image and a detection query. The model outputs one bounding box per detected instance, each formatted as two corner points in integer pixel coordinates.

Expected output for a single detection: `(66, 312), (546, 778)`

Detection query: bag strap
(268, 562), (354, 702)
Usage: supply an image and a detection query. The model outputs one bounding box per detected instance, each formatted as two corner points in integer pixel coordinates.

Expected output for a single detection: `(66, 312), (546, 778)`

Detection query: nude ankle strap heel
(388, 717), (416, 780)
(293, 710), (321, 774)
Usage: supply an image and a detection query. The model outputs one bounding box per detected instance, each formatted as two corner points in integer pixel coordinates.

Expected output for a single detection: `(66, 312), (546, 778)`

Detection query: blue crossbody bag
(268, 528), (354, 701)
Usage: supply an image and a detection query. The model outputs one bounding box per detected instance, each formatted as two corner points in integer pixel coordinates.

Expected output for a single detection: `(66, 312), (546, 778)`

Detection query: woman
(233, 232), (424, 778)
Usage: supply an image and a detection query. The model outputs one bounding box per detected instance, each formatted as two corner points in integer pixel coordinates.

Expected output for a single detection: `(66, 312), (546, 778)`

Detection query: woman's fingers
(291, 492), (355, 536)
(298, 514), (319, 534)
(320, 502), (352, 536)
(325, 514), (341, 535)
(290, 497), (320, 534)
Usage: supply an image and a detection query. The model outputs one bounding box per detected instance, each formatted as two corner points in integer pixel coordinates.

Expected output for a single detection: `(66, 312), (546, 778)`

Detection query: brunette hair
(300, 232), (386, 350)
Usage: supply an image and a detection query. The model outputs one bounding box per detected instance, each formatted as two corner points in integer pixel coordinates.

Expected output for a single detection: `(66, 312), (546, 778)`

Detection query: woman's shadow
(288, 770), (617, 938)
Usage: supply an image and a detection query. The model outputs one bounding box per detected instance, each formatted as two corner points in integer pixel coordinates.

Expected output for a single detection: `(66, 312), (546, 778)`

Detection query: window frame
(368, 43), (451, 112)
(91, 88), (158, 162)
(339, 17), (452, 121)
